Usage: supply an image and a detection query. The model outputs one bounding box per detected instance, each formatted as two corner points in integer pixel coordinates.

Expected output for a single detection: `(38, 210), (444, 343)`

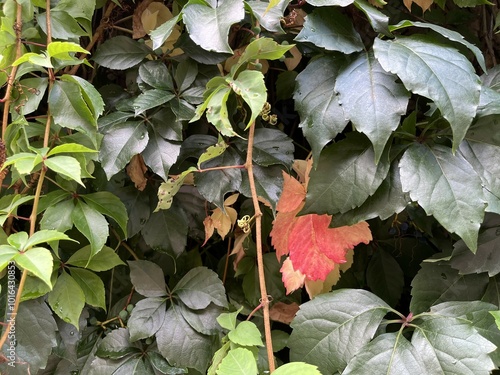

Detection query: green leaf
(389, 20), (486, 72)
(235, 128), (294, 168)
(99, 121), (149, 179)
(150, 14), (182, 50)
(240, 164), (284, 212)
(128, 297), (167, 341)
(67, 245), (125, 271)
(156, 305), (214, 373)
(330, 162), (407, 227)
(273, 362), (322, 375)
(342, 333), (427, 374)
(209, 342), (231, 375)
(24, 229), (74, 249)
(451, 227), (500, 276)
(3, 152), (40, 175)
(173, 266), (228, 309)
(37, 10), (87, 40)
(12, 77), (49, 116)
(49, 80), (96, 138)
(373, 36), (481, 152)
(179, 302), (223, 335)
(48, 271), (85, 327)
(7, 231), (29, 249)
(0, 245), (18, 271)
(399, 143), (486, 251)
(217, 307), (243, 331)
(148, 351), (188, 374)
(183, 0), (245, 53)
(141, 208), (188, 256)
(216, 347), (257, 375)
(15, 247), (54, 288)
(151, 106), (183, 141)
(293, 55), (347, 162)
(93, 35), (152, 69)
(366, 248), (404, 307)
(81, 191), (128, 238)
(0, 194), (35, 226)
(295, 8), (363, 54)
(47, 143), (97, 156)
(60, 74), (105, 118)
(133, 89), (175, 116)
(412, 316), (496, 374)
(227, 321), (263, 347)
(289, 289), (392, 374)
(306, 0), (354, 6)
(70, 267), (106, 310)
(139, 60), (174, 91)
(155, 167), (197, 211)
(335, 50), (409, 162)
(198, 138), (228, 169)
(96, 327), (142, 359)
(45, 155), (84, 186)
(246, 0), (287, 34)
(204, 86), (236, 137)
(142, 128), (181, 180)
(302, 133), (390, 215)
(15, 299), (57, 372)
(71, 200), (109, 258)
(353, 0), (390, 35)
(410, 262), (489, 314)
(491, 311), (500, 330)
(175, 59), (198, 94)
(47, 41), (89, 60)
(128, 260), (167, 297)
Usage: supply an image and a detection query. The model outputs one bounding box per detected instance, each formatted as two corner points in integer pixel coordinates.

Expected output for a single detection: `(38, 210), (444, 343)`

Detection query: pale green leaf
(0, 245), (18, 271)
(47, 41), (89, 60)
(150, 14), (182, 51)
(0, 194), (35, 226)
(40, 198), (75, 232)
(45, 155), (84, 186)
(216, 347), (257, 375)
(227, 321), (263, 347)
(71, 200), (109, 258)
(374, 36), (481, 152)
(24, 229), (74, 250)
(399, 143), (486, 251)
(67, 245), (125, 271)
(70, 267), (106, 310)
(295, 8), (363, 54)
(273, 362), (322, 375)
(155, 167), (197, 211)
(15, 247), (54, 288)
(47, 143), (97, 156)
(335, 51), (409, 162)
(48, 272), (86, 328)
(198, 139), (228, 169)
(93, 36), (152, 69)
(217, 308), (243, 331)
(183, 0), (245, 53)
(246, 0), (287, 34)
(7, 231), (29, 249)
(12, 77), (48, 116)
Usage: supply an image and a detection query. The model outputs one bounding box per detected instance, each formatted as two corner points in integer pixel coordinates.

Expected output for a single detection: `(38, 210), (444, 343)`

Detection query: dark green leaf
(399, 143), (486, 251)
(216, 347), (257, 375)
(128, 260), (167, 297)
(335, 51), (409, 162)
(156, 305), (214, 373)
(141, 207), (188, 256)
(366, 248), (404, 307)
(306, 0), (354, 6)
(183, 0), (245, 53)
(289, 289), (392, 374)
(37, 10), (87, 39)
(173, 266), (227, 309)
(142, 128), (181, 180)
(98, 111), (134, 133)
(295, 8), (363, 53)
(49, 80), (96, 138)
(235, 128), (294, 168)
(175, 59), (198, 94)
(70, 267), (106, 310)
(410, 262), (489, 314)
(48, 271), (85, 328)
(293, 55), (348, 161)
(99, 121), (149, 179)
(82, 191), (128, 238)
(451, 227), (500, 276)
(466, 116), (500, 147)
(93, 36), (152, 70)
(303, 133), (390, 215)
(353, 0), (390, 35)
(96, 327), (142, 359)
(133, 89), (175, 116)
(330, 162), (407, 227)
(72, 200), (109, 258)
(170, 97), (196, 121)
(374, 36), (481, 152)
(343, 333), (427, 374)
(128, 297), (167, 341)
(178, 301), (223, 335)
(482, 276), (500, 306)
(241, 164), (284, 212)
(15, 299), (57, 372)
(115, 185), (151, 238)
(150, 106), (183, 141)
(139, 60), (174, 91)
(67, 245), (125, 271)
(60, 74), (104, 118)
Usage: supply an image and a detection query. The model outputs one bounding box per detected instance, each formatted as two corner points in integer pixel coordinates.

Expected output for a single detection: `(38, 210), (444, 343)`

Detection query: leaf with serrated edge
(24, 229), (74, 249)
(139, 60), (174, 91)
(289, 289), (392, 374)
(246, 1), (288, 34)
(81, 192), (128, 238)
(216, 347), (258, 375)
(71, 200), (108, 258)
(141, 208), (188, 256)
(0, 245), (19, 271)
(45, 155), (84, 186)
(67, 245), (125, 271)
(335, 51), (409, 162)
(183, 0), (244, 53)
(399, 143), (485, 251)
(173, 266), (227, 309)
(273, 362), (322, 375)
(93, 36), (151, 70)
(96, 327), (142, 359)
(128, 260), (167, 297)
(48, 271), (85, 328)
(128, 297), (167, 341)
(293, 55), (348, 162)
(60, 74), (104, 119)
(133, 89), (175, 116)
(142, 128), (181, 181)
(353, 0), (390, 35)
(70, 267), (106, 310)
(374, 36), (481, 152)
(295, 8), (363, 54)
(150, 15), (182, 50)
(227, 320), (263, 347)
(15, 247), (54, 288)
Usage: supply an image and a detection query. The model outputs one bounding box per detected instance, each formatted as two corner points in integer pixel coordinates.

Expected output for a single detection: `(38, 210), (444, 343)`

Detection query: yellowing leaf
(203, 193), (239, 244)
(280, 257), (306, 294)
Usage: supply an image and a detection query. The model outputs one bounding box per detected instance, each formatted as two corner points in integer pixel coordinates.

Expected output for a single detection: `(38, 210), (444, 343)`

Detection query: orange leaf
(277, 172), (306, 213)
(270, 206), (302, 259)
(203, 216), (215, 246)
(289, 215), (372, 280)
(280, 257), (306, 294)
(269, 301), (300, 324)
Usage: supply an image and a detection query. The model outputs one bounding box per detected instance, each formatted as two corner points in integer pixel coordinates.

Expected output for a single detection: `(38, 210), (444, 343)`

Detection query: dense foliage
(1, 0), (500, 373)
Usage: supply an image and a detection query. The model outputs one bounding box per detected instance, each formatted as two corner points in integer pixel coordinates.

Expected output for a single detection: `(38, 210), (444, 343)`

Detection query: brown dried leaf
(126, 154), (148, 191)
(203, 216), (215, 246)
(284, 46), (302, 71)
(403, 0), (433, 12)
(269, 301), (300, 324)
(132, 0), (155, 39)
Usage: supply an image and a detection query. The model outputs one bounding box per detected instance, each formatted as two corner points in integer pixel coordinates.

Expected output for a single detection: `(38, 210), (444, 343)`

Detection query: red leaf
(270, 205), (303, 259)
(289, 215), (372, 280)
(276, 172), (306, 213)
